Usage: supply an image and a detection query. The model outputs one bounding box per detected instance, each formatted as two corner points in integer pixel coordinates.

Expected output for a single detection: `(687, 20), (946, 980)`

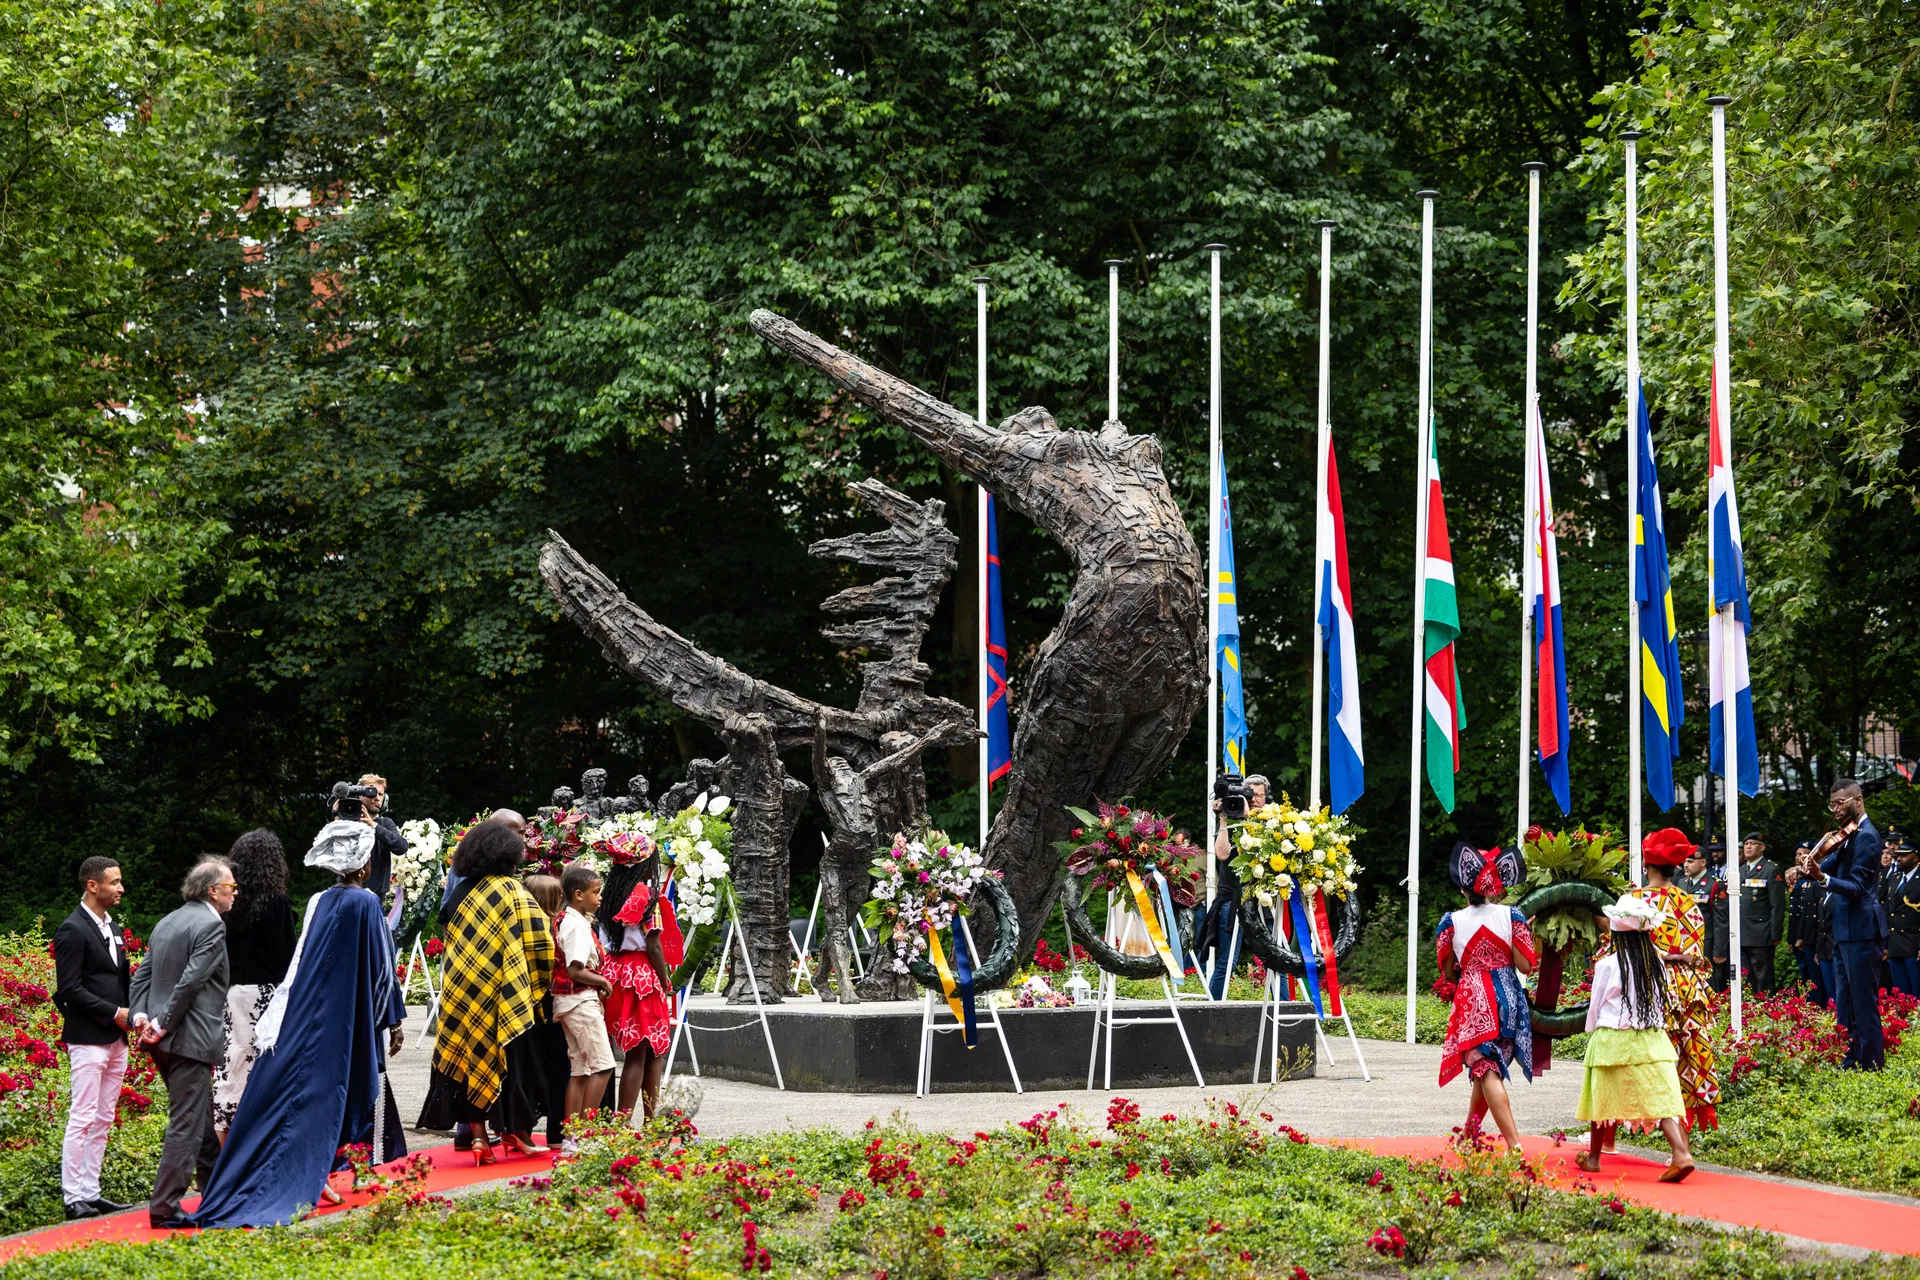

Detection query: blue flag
(1632, 382), (1684, 810)
(1217, 456), (1247, 774)
(985, 497), (1011, 789)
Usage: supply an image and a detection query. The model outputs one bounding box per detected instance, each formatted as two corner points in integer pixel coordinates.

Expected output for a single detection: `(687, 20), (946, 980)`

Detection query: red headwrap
(1472, 856), (1507, 899)
(1641, 827), (1697, 868)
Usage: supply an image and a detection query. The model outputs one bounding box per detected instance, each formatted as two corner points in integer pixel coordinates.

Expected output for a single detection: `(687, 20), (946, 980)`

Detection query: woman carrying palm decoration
(1435, 842), (1537, 1151)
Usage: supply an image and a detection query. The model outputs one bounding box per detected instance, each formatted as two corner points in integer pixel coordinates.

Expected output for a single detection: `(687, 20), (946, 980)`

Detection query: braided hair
(596, 847), (662, 940)
(1612, 927), (1670, 1028)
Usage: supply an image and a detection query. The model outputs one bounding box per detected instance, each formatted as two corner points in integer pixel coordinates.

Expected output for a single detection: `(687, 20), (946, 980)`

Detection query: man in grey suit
(130, 858), (236, 1228)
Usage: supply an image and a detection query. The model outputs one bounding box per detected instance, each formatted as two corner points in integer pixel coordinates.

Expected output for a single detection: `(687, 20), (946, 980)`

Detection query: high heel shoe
(501, 1133), (540, 1158)
(472, 1134), (497, 1167)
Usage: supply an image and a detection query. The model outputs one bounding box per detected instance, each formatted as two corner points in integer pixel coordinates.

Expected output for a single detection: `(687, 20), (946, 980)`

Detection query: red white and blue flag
(1316, 437), (1363, 814)
(1707, 373), (1758, 796)
(985, 496), (1012, 789)
(1524, 403), (1571, 815)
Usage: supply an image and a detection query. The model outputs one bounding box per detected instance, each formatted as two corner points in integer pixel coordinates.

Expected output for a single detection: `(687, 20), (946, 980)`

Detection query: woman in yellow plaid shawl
(417, 821), (556, 1162)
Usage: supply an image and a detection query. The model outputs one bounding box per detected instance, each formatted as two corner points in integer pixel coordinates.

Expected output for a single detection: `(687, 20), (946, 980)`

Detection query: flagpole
(1708, 94), (1742, 1038)
(1107, 259), (1124, 423)
(1310, 219), (1336, 813)
(1406, 192), (1437, 1045)
(1623, 130), (1644, 885)
(1205, 243), (1226, 913)
(975, 275), (991, 854)
(1518, 161), (1544, 852)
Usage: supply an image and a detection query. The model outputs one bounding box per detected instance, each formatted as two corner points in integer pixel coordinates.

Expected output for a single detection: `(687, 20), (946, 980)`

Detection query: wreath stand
(403, 934), (442, 1048)
(1248, 895), (1371, 1084)
(1084, 889), (1205, 1090)
(915, 914), (1023, 1097)
(662, 885), (785, 1090)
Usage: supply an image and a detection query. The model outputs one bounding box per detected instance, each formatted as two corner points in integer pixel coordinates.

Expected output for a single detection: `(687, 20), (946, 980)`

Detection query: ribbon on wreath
(1126, 869), (1184, 984)
(927, 926), (978, 1048)
(1310, 890), (1345, 1017)
(1286, 887), (1326, 1018)
(1153, 871), (1188, 979)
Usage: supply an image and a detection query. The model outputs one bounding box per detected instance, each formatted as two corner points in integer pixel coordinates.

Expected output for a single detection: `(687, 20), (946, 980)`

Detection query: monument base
(672, 995), (1318, 1092)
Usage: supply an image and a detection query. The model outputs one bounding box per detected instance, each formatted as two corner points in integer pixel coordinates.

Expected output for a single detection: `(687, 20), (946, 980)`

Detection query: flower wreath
(1228, 796), (1361, 907)
(861, 829), (994, 974)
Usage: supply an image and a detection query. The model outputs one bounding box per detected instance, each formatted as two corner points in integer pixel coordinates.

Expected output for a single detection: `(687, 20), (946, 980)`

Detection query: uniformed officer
(1881, 832), (1920, 998)
(1785, 838), (1828, 1004)
(1736, 831), (1787, 994)
(1704, 840), (1731, 992)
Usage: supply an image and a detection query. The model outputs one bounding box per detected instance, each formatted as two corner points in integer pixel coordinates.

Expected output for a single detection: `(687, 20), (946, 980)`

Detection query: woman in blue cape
(192, 821), (407, 1226)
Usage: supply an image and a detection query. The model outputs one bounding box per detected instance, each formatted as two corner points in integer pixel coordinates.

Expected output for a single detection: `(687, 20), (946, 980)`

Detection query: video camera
(330, 781), (381, 821)
(1213, 771), (1255, 821)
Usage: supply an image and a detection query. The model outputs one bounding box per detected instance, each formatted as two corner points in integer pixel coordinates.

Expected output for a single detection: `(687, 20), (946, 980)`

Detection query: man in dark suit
(1811, 778), (1887, 1069)
(1785, 840), (1829, 1005)
(129, 858), (236, 1228)
(52, 856), (134, 1220)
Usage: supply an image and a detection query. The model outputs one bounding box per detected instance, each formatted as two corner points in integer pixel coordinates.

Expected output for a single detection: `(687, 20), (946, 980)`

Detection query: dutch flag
(1708, 372), (1759, 796)
(1525, 402), (1571, 815)
(1316, 436), (1363, 814)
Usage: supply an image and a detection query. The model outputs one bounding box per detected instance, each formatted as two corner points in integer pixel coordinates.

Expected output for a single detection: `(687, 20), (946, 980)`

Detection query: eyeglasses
(214, 882), (239, 891)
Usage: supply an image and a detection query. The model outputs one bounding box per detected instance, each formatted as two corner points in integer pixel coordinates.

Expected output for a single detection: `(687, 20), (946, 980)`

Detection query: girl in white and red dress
(1435, 841), (1538, 1151)
(594, 838), (684, 1122)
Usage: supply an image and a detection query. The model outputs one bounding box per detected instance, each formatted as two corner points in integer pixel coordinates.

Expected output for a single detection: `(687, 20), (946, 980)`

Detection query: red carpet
(0, 1138), (559, 1265)
(1332, 1135), (1920, 1256)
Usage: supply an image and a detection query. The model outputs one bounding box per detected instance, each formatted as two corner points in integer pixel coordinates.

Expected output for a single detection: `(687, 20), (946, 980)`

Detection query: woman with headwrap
(1434, 842), (1536, 1150)
(417, 821), (556, 1162)
(190, 819), (407, 1226)
(595, 833), (681, 1121)
(1631, 828), (1720, 1132)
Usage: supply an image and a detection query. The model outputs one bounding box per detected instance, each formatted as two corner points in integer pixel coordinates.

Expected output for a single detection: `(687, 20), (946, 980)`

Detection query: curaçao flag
(1633, 382), (1684, 810)
(1707, 373), (1759, 796)
(1524, 403), (1571, 815)
(1317, 437), (1363, 814)
(985, 496), (1012, 789)
(1423, 424), (1466, 813)
(1218, 456), (1247, 774)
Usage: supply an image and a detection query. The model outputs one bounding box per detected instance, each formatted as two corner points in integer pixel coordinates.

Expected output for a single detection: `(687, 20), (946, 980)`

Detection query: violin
(1806, 816), (1862, 865)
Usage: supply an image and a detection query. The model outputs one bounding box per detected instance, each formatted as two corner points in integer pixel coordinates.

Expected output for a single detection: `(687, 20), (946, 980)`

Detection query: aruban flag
(1633, 381), (1684, 810)
(985, 497), (1011, 789)
(1317, 437), (1364, 814)
(1218, 456), (1248, 773)
(1524, 402), (1572, 815)
(1707, 372), (1759, 796)
(1423, 422), (1466, 812)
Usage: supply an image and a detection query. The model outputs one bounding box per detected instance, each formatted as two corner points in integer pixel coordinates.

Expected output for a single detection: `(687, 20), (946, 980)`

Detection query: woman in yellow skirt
(1576, 894), (1695, 1182)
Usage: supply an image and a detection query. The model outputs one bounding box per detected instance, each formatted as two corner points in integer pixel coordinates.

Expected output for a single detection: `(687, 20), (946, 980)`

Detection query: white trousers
(62, 1040), (128, 1204)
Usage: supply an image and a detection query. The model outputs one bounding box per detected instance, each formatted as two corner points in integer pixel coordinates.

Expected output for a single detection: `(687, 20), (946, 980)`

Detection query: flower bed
(0, 930), (171, 1235)
(0, 1102), (1872, 1278)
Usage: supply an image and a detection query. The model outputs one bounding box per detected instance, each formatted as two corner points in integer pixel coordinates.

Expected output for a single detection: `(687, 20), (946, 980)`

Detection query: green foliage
(1520, 826), (1630, 952)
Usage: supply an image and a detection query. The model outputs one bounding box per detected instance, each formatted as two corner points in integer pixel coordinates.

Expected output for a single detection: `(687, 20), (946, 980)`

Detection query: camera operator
(1195, 773), (1268, 998)
(333, 773), (405, 905)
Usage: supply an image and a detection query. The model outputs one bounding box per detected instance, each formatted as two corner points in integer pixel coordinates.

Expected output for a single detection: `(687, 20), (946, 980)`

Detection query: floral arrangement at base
(655, 794), (732, 928)
(1227, 796), (1361, 907)
(392, 818), (447, 944)
(1056, 802), (1204, 907)
(861, 829), (993, 974)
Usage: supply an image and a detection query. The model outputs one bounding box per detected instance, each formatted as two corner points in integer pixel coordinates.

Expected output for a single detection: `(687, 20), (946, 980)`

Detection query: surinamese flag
(1217, 455), (1247, 774)
(1633, 382), (1684, 810)
(1707, 372), (1759, 797)
(1317, 436), (1364, 814)
(985, 496), (1012, 789)
(1423, 423), (1466, 813)
(1524, 403), (1572, 815)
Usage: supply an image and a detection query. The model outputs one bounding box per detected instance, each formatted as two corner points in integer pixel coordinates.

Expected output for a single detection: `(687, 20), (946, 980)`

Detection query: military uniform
(1737, 853), (1787, 993)
(1787, 863), (1828, 1004)
(1881, 853), (1920, 998)
(1704, 862), (1731, 992)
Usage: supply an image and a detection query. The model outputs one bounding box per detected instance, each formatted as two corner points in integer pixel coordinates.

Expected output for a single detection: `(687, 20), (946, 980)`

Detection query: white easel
(662, 886), (785, 1090)
(1251, 899), (1370, 1083)
(915, 916), (1022, 1096)
(1085, 890), (1205, 1090)
(404, 934), (442, 1048)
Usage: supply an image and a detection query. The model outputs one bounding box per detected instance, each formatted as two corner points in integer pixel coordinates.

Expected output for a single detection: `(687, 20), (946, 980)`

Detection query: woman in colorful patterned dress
(1636, 827), (1721, 1131)
(1435, 842), (1537, 1151)
(596, 838), (683, 1122)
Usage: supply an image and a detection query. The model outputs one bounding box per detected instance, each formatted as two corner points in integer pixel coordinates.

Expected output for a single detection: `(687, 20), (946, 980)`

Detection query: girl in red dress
(1435, 841), (1537, 1151)
(594, 837), (684, 1121)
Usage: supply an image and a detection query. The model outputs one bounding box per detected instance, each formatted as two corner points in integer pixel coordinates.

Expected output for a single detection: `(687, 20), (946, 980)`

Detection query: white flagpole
(975, 275), (991, 854)
(1517, 161), (1544, 851)
(1310, 220), (1335, 813)
(1106, 259), (1124, 423)
(1406, 192), (1437, 1044)
(1623, 131), (1645, 885)
(1205, 243), (1226, 913)
(1709, 94), (1742, 1038)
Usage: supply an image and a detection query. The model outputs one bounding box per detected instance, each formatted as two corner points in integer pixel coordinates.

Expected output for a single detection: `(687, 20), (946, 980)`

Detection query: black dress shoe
(89, 1197), (133, 1214)
(150, 1214), (196, 1230)
(65, 1202), (101, 1221)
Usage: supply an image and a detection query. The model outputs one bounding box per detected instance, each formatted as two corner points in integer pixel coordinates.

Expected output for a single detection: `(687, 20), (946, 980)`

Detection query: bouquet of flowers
(395, 819), (446, 902)
(1056, 802), (1204, 906)
(655, 794), (733, 928)
(862, 829), (994, 974)
(1228, 796), (1361, 907)
(523, 807), (588, 876)
(579, 810), (658, 876)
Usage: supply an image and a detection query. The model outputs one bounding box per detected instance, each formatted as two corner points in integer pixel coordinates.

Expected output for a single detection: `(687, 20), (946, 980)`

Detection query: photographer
(1197, 773), (1268, 997)
(333, 773), (406, 904)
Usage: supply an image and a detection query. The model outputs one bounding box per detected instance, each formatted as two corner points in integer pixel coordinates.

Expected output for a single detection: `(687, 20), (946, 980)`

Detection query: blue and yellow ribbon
(1126, 870), (1183, 984)
(927, 928), (977, 1048)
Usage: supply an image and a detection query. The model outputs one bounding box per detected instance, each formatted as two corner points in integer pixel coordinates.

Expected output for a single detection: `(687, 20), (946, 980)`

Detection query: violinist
(1804, 779), (1886, 1070)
